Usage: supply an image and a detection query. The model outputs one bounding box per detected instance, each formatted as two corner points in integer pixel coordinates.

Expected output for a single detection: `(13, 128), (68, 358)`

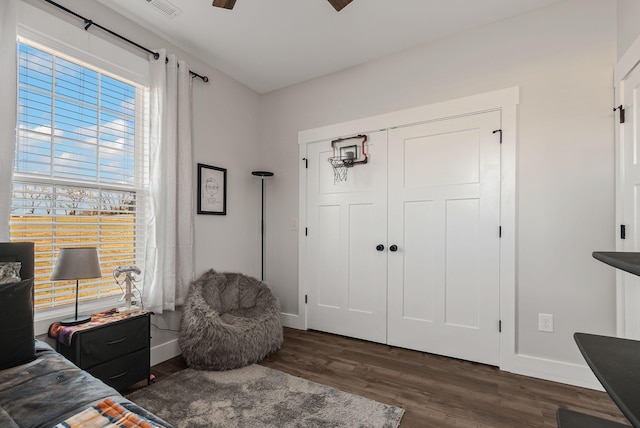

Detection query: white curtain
(0, 0), (17, 241)
(144, 49), (194, 313)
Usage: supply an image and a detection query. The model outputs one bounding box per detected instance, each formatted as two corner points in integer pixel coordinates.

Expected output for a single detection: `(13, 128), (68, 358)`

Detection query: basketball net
(328, 157), (353, 184)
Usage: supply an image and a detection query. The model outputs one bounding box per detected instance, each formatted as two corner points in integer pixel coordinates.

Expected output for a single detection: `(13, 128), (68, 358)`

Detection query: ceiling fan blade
(327, 0), (353, 12)
(212, 0), (236, 10)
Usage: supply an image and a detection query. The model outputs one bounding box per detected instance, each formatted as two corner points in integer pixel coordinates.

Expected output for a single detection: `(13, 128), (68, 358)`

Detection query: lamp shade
(51, 247), (102, 281)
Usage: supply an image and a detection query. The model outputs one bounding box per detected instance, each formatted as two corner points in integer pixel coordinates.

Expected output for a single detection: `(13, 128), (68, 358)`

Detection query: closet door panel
(387, 111), (501, 366)
(306, 131), (388, 344)
(348, 203), (378, 313)
(445, 198), (480, 328)
(404, 129), (480, 187)
(402, 200), (436, 322)
(316, 205), (341, 308)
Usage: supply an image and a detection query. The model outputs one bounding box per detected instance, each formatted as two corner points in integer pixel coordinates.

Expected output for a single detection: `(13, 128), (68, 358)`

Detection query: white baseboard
(503, 353), (603, 391)
(149, 314), (302, 367)
(150, 338), (181, 366)
(281, 312), (305, 330)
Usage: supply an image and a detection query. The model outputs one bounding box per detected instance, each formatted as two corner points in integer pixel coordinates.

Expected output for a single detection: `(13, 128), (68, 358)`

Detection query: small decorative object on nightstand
(55, 311), (151, 392)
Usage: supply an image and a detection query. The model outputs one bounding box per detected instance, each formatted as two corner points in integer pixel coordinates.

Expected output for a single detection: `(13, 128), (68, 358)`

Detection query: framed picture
(197, 163), (226, 215)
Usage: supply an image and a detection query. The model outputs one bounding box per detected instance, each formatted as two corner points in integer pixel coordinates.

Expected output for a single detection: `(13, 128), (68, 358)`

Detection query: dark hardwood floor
(128, 327), (628, 427)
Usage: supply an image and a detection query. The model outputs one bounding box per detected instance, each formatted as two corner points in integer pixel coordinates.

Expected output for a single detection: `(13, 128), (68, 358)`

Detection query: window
(10, 40), (149, 311)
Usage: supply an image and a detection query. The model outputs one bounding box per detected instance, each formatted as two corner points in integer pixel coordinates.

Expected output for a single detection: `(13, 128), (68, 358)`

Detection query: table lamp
(51, 247), (102, 326)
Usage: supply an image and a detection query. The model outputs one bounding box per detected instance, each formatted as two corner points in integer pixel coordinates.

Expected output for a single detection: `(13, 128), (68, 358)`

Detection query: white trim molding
(281, 312), (305, 330)
(615, 33), (640, 83)
(504, 353), (603, 391)
(150, 338), (181, 366)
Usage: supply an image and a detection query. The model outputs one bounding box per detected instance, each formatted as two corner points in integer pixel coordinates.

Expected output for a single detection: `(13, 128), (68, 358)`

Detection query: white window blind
(10, 40), (149, 311)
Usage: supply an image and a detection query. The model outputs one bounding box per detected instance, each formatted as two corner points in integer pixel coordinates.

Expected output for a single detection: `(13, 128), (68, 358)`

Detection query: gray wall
(23, 0), (625, 385)
(257, 0), (617, 373)
(617, 0), (640, 59)
(23, 0), (263, 344)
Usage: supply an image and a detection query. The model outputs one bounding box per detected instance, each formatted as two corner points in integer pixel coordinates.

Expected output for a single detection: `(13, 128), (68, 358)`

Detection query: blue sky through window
(16, 43), (138, 187)
(11, 42), (146, 310)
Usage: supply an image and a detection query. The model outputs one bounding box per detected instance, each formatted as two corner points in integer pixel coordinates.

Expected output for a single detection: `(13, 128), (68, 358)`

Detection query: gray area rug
(127, 364), (404, 428)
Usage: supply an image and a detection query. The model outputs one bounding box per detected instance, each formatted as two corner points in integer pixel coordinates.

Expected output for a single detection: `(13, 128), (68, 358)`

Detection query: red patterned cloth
(49, 309), (149, 346)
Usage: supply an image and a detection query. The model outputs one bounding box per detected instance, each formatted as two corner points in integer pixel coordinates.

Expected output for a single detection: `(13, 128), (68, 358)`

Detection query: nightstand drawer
(79, 316), (148, 367)
(56, 312), (151, 391)
(87, 348), (149, 392)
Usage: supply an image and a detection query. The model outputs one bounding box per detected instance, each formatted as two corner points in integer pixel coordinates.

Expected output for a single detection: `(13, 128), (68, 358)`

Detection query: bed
(0, 242), (173, 428)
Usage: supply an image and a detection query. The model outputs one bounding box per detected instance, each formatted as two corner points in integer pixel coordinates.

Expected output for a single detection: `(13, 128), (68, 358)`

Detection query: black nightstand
(56, 312), (151, 392)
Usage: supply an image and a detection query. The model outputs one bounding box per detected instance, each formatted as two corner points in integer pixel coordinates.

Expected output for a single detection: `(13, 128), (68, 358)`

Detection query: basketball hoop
(327, 134), (368, 184)
(328, 156), (353, 184)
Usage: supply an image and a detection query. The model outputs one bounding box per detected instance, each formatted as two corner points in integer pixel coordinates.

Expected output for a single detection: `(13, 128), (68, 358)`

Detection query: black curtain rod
(44, 0), (209, 83)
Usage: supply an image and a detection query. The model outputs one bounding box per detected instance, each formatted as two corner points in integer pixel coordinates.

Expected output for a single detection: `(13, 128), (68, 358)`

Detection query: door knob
(389, 245), (398, 252)
(376, 244), (385, 251)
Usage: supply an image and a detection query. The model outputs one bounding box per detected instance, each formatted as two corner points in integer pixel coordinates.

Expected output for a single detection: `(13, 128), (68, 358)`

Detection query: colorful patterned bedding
(0, 340), (172, 428)
(0, 242), (170, 428)
(53, 398), (164, 428)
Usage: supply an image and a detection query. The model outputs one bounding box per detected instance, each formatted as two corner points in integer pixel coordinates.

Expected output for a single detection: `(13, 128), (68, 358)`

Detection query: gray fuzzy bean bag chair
(179, 269), (283, 370)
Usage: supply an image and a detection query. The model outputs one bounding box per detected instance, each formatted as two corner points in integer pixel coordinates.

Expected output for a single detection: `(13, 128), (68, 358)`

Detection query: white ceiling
(97, 0), (563, 94)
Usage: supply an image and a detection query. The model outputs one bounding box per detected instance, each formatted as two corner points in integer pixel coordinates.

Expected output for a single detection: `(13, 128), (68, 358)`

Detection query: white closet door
(306, 131), (388, 343)
(387, 111), (502, 365)
(621, 62), (640, 339)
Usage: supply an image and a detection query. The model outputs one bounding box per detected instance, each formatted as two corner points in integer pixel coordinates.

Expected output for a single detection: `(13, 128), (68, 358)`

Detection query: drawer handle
(106, 337), (127, 345)
(109, 370), (128, 380)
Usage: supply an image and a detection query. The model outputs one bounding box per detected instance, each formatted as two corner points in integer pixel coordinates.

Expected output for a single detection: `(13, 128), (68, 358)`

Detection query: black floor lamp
(252, 171), (274, 281)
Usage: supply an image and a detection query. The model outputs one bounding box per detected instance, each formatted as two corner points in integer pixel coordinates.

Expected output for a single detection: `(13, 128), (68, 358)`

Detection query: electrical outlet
(538, 313), (553, 332)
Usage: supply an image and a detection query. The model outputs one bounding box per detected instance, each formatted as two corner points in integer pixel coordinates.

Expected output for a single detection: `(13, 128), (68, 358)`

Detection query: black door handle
(389, 245), (398, 252)
(376, 244), (384, 251)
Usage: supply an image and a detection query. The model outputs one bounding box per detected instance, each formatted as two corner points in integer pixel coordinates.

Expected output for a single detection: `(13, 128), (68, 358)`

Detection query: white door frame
(615, 34), (640, 338)
(298, 87), (519, 369)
